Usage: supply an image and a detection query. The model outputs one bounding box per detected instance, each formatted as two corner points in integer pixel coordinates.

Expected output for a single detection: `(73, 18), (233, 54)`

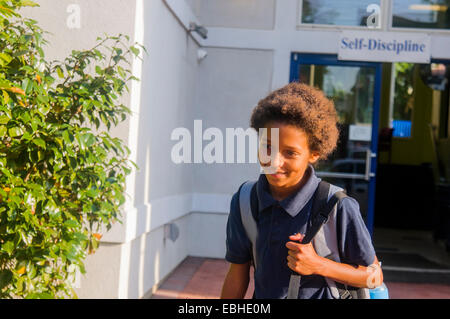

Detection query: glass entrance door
(290, 54), (382, 235)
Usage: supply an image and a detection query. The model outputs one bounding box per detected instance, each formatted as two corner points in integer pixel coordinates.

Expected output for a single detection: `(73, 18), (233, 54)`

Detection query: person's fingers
(287, 262), (294, 271)
(287, 256), (301, 274)
(287, 249), (301, 258)
(285, 241), (301, 251)
(286, 256), (296, 270)
(289, 233), (305, 242)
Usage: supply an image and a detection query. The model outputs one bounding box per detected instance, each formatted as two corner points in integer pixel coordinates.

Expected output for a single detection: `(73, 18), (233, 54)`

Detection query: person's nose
(271, 151), (285, 169)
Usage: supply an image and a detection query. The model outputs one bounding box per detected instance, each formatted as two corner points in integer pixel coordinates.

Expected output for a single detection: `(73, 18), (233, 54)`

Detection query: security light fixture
(197, 49), (208, 61)
(189, 22), (208, 39)
(164, 223), (180, 243)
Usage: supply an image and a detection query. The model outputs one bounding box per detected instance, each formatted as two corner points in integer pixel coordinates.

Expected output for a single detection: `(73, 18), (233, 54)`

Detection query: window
(392, 63), (415, 138)
(300, 0), (381, 26)
(299, 64), (375, 125)
(392, 0), (450, 30)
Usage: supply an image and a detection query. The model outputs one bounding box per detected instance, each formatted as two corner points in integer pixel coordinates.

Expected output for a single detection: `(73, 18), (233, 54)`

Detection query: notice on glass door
(349, 125), (372, 142)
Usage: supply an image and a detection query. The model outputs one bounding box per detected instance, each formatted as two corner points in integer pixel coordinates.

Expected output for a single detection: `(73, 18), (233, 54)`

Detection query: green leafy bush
(0, 0), (143, 298)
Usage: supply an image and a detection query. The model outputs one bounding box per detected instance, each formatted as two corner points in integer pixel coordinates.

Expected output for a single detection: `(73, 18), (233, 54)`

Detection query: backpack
(238, 179), (370, 299)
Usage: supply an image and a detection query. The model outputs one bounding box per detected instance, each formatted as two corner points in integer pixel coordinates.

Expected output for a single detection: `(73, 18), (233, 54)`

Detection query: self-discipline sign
(341, 38), (426, 55)
(338, 31), (431, 63)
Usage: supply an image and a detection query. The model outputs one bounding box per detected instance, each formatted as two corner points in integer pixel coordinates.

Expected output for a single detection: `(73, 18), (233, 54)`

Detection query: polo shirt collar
(256, 165), (321, 218)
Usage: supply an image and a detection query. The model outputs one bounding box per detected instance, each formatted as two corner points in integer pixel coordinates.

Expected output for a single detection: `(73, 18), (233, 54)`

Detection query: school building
(25, 0), (450, 298)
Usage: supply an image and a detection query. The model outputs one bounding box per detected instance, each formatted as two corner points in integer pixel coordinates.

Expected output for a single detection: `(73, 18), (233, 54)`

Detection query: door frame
(289, 53), (383, 236)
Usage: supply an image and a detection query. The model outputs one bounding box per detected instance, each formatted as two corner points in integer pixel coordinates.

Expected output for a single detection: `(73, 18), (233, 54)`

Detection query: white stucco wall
(95, 0), (204, 298)
(186, 0), (276, 30)
(193, 47), (274, 194)
(188, 212), (228, 259)
(21, 0), (136, 61)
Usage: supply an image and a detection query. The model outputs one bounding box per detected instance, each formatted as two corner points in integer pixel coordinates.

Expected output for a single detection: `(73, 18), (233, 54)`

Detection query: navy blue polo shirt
(225, 165), (376, 299)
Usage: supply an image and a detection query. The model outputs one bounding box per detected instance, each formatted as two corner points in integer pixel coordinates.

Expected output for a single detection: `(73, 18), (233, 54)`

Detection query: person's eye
(286, 150), (299, 157)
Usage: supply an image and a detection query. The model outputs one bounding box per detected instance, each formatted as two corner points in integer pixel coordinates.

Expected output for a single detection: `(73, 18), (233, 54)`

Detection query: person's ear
(309, 152), (320, 164)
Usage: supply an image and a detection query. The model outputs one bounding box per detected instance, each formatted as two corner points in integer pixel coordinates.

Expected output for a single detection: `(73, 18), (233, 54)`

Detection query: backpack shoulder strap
(310, 182), (370, 299)
(238, 180), (258, 269)
(306, 181), (363, 299)
(287, 181), (348, 299)
(303, 181), (346, 244)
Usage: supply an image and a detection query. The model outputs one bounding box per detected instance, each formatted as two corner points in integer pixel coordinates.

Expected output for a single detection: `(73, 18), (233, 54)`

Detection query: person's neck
(268, 167), (311, 202)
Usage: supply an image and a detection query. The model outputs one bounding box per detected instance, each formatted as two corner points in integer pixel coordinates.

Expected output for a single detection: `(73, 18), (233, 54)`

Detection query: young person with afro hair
(221, 82), (382, 299)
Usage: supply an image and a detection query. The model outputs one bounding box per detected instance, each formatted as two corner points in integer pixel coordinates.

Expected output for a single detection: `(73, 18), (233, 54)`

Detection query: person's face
(258, 121), (320, 188)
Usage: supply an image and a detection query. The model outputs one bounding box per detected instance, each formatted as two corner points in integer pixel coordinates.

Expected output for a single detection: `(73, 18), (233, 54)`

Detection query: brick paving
(151, 257), (450, 299)
(386, 282), (450, 299)
(152, 257), (254, 299)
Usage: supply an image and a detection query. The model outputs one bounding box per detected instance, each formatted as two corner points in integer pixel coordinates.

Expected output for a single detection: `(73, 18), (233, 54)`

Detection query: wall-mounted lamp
(197, 49), (208, 62)
(189, 22), (208, 39)
(164, 223), (180, 243)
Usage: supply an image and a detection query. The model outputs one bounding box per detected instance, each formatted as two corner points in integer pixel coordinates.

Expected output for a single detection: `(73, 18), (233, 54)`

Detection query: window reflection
(296, 61), (377, 221)
(298, 63), (375, 173)
(393, 0), (450, 29)
(301, 0), (380, 26)
(299, 64), (375, 125)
